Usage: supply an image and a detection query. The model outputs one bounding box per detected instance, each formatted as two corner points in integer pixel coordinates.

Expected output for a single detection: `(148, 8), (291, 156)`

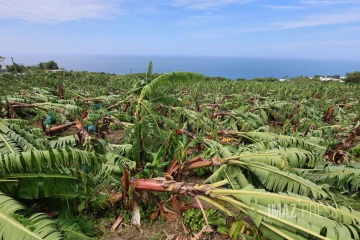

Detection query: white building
(0, 56), (6, 72)
(319, 76), (344, 82)
(319, 77), (332, 81)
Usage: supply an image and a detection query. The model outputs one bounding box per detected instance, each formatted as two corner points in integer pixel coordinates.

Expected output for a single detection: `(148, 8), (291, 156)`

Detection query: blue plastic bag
(87, 123), (96, 133)
(43, 112), (56, 128)
(94, 103), (101, 110)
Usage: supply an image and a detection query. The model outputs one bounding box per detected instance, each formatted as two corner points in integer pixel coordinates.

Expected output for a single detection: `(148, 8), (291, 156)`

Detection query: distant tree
(236, 78), (247, 81)
(37, 61), (59, 70)
(6, 60), (60, 73)
(288, 76), (319, 83)
(6, 63), (27, 73)
(330, 75), (340, 79)
(45, 60), (59, 70)
(205, 76), (231, 81)
(344, 71), (360, 84)
(37, 62), (46, 70)
(251, 77), (278, 82)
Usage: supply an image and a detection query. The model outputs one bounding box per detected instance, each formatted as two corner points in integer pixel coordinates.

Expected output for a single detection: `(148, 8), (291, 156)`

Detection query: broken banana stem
(131, 178), (215, 196)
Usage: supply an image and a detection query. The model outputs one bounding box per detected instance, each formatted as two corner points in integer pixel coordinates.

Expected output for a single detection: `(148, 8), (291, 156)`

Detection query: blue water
(5, 55), (360, 79)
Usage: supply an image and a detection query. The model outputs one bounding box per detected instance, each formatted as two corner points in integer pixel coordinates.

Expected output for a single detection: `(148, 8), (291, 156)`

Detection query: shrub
(345, 71), (360, 84)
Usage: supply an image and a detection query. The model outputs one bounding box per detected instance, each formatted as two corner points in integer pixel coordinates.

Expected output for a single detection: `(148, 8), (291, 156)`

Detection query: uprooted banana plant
(130, 177), (360, 240)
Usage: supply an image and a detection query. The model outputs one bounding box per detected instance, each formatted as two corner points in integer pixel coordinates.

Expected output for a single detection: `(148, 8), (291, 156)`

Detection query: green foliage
(6, 60), (60, 73)
(6, 63), (28, 73)
(205, 76), (232, 81)
(288, 75), (320, 83)
(345, 71), (360, 84)
(57, 219), (97, 239)
(251, 77), (278, 82)
(37, 60), (59, 70)
(0, 192), (63, 239)
(183, 208), (225, 232)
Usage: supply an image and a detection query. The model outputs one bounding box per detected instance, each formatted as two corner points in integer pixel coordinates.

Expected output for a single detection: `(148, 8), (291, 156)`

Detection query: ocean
(5, 55), (360, 80)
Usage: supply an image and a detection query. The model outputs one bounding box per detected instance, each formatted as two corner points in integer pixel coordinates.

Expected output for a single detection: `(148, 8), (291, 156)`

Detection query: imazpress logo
(265, 203), (338, 220)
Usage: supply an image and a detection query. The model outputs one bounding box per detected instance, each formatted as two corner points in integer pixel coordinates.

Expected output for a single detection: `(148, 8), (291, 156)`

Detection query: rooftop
(46, 70), (65, 72)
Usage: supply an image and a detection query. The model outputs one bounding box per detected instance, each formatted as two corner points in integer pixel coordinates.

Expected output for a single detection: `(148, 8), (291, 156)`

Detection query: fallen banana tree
(167, 151), (328, 200)
(126, 142), (360, 239)
(327, 124), (360, 163)
(42, 121), (75, 135)
(131, 177), (360, 239)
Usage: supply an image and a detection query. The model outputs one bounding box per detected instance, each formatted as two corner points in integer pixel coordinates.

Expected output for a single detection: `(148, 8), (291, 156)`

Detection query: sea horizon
(2, 54), (359, 80)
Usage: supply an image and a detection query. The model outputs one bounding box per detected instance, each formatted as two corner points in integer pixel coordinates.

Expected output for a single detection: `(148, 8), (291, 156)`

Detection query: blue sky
(1, 0), (360, 59)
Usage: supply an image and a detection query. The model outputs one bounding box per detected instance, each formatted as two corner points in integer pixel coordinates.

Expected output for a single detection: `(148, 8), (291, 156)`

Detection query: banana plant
(131, 178), (360, 239)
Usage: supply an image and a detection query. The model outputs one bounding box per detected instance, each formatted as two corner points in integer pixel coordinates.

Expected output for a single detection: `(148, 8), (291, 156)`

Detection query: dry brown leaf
(171, 195), (181, 214)
(45, 210), (58, 218)
(163, 230), (188, 240)
(181, 221), (190, 235)
(180, 202), (193, 212)
(151, 209), (160, 220)
(176, 235), (188, 240)
(163, 229), (175, 240)
(111, 215), (123, 231)
(166, 212), (179, 222)
(219, 234), (228, 239)
(122, 166), (130, 209)
(191, 225), (213, 240)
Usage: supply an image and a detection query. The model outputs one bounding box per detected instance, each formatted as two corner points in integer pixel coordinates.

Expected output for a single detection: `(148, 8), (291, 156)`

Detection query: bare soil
(101, 220), (227, 240)
(105, 129), (125, 144)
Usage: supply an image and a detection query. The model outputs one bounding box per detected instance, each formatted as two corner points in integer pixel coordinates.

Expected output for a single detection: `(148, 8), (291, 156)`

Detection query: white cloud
(263, 5), (306, 10)
(0, 0), (125, 23)
(301, 0), (360, 5)
(179, 8), (360, 39)
(171, 0), (254, 10)
(269, 11), (360, 30)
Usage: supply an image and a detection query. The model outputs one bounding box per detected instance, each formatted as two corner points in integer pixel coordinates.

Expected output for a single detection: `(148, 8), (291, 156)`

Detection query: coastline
(2, 55), (359, 80)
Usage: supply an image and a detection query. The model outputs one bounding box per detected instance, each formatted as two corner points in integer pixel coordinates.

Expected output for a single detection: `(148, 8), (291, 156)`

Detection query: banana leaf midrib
(0, 133), (16, 154)
(306, 172), (360, 177)
(217, 195), (330, 240)
(0, 211), (43, 240)
(2, 174), (78, 179)
(261, 222), (296, 240)
(209, 189), (360, 222)
(228, 160), (327, 196)
(0, 121), (11, 134)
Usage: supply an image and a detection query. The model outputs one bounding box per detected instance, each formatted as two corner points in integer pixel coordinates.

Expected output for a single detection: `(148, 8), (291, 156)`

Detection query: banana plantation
(1, 63), (360, 240)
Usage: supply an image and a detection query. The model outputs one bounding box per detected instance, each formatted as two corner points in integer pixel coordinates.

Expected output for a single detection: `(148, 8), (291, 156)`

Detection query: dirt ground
(105, 129), (125, 144)
(32, 120), (125, 144)
(101, 220), (227, 240)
